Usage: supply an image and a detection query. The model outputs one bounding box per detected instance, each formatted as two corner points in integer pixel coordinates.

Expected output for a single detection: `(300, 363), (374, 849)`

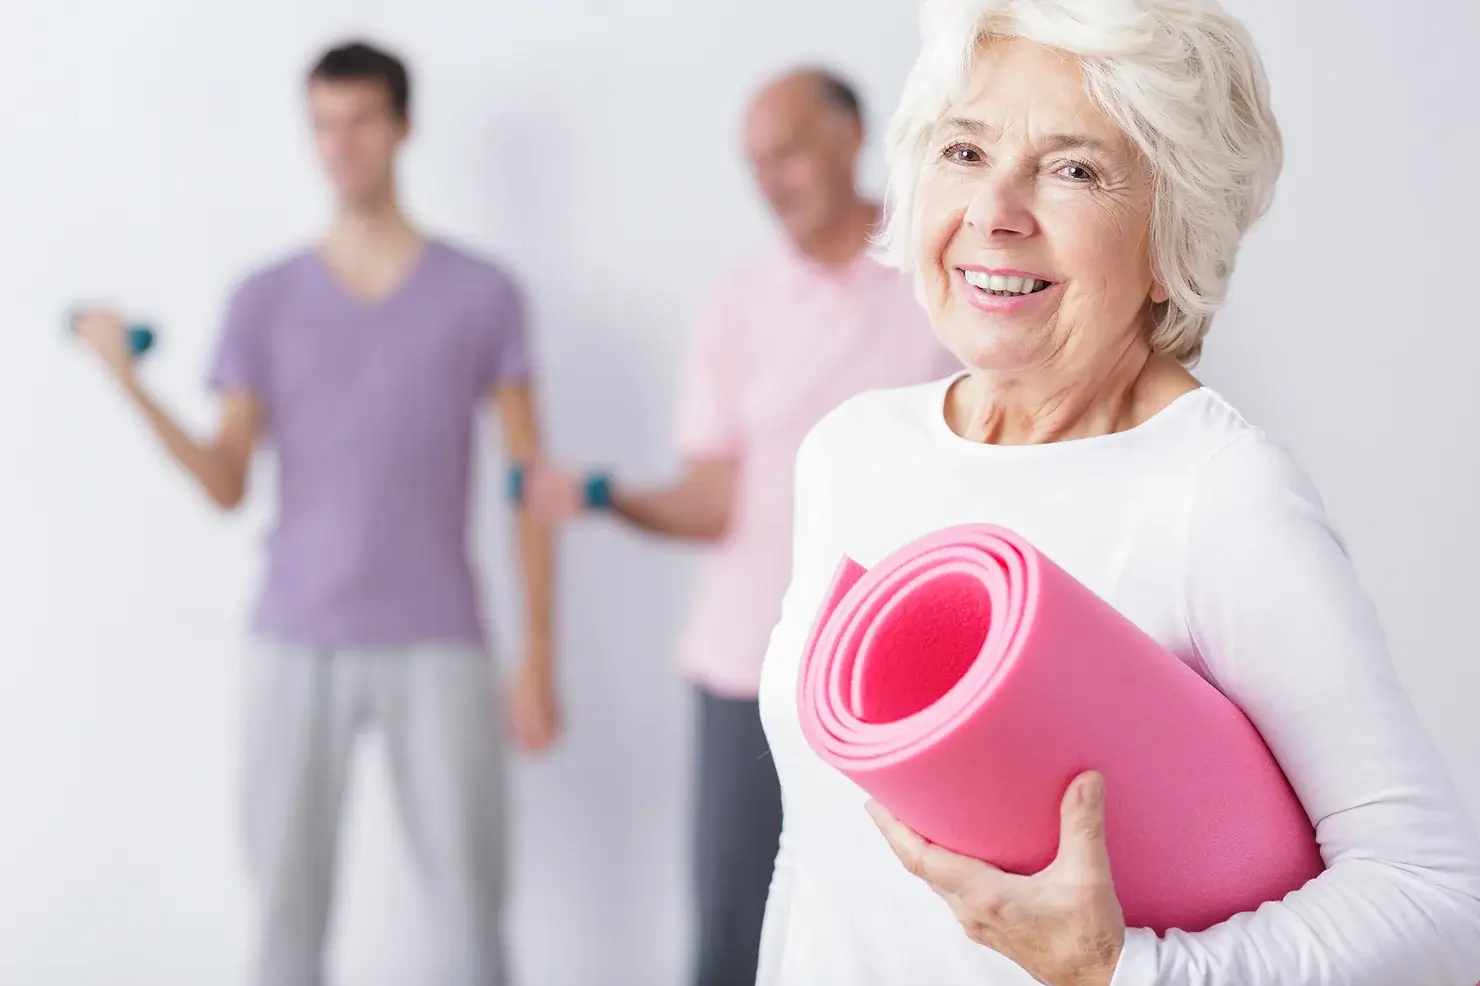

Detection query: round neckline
(928, 371), (1211, 457)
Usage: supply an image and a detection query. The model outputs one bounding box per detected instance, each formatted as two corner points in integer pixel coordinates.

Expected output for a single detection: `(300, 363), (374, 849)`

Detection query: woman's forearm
(1112, 857), (1480, 985)
(1156, 437), (1480, 984)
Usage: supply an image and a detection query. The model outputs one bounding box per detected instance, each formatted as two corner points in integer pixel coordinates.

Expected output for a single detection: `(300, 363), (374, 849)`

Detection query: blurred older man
(526, 68), (957, 986)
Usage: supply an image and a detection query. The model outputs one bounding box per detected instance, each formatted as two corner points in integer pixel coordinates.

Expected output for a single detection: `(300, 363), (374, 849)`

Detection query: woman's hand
(868, 771), (1126, 986)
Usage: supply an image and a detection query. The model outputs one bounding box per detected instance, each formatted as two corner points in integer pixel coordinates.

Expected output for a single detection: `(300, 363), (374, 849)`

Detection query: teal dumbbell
(125, 325), (156, 356)
(67, 309), (156, 358)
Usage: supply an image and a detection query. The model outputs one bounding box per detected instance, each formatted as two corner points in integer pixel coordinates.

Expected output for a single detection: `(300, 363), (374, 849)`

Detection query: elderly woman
(752, 1), (1480, 984)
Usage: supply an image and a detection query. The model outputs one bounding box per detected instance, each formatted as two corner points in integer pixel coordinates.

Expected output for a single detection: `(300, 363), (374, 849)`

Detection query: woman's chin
(943, 333), (1051, 377)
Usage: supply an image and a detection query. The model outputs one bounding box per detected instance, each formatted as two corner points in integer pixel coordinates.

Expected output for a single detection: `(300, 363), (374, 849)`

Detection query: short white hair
(877, 0), (1283, 364)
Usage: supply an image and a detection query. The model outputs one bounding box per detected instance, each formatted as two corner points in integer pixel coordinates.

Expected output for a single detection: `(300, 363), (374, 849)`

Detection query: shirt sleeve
(1111, 433), (1480, 985)
(476, 273), (532, 391)
(672, 283), (743, 458)
(207, 276), (269, 395)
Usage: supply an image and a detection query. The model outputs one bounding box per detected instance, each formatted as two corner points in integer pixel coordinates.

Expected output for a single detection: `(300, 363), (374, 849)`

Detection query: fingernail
(1080, 772), (1104, 807)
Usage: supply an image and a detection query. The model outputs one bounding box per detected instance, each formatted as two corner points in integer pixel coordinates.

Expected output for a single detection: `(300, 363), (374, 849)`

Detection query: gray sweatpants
(692, 687), (784, 986)
(241, 640), (507, 986)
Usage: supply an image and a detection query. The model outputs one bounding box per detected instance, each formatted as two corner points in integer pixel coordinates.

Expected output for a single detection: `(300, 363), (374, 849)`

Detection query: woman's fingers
(866, 800), (1006, 899)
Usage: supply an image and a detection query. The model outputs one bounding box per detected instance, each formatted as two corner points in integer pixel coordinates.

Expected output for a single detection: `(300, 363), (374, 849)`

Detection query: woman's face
(914, 39), (1165, 375)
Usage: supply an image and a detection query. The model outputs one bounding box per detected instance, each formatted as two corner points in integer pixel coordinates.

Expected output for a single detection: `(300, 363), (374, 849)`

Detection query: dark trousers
(692, 687), (784, 986)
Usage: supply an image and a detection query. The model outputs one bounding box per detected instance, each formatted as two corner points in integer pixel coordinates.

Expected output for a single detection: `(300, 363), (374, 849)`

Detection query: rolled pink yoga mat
(798, 523), (1325, 934)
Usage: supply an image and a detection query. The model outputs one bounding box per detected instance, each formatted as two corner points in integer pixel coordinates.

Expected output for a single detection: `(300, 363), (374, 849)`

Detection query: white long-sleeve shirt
(755, 375), (1480, 986)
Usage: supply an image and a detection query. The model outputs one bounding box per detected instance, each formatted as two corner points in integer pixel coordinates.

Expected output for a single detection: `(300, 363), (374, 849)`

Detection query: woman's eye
(943, 143), (983, 165)
(1058, 163), (1098, 183)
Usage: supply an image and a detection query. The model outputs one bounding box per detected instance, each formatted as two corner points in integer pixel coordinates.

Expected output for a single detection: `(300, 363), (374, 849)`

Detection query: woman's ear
(1150, 281), (1170, 304)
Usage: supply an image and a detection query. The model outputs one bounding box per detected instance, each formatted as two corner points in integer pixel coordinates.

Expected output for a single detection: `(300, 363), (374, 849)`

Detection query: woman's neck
(949, 345), (1198, 446)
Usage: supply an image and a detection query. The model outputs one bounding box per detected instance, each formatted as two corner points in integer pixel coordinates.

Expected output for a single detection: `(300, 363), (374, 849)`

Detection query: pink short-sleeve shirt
(672, 245), (960, 697)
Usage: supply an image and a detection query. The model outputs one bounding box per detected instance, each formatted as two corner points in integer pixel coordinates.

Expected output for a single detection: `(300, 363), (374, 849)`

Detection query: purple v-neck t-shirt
(209, 239), (529, 647)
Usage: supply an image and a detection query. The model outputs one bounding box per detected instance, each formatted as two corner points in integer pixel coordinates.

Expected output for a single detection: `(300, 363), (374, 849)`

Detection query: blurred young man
(525, 68), (959, 986)
(74, 41), (557, 986)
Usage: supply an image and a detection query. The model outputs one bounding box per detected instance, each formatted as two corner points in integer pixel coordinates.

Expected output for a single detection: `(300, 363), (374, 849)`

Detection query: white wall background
(0, 1), (1475, 984)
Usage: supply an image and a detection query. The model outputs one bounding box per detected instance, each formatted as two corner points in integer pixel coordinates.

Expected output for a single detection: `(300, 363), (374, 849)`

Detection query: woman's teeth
(962, 271), (1051, 296)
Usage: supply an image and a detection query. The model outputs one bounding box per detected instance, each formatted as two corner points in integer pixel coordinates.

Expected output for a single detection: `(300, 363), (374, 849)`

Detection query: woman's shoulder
(1178, 390), (1329, 530)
